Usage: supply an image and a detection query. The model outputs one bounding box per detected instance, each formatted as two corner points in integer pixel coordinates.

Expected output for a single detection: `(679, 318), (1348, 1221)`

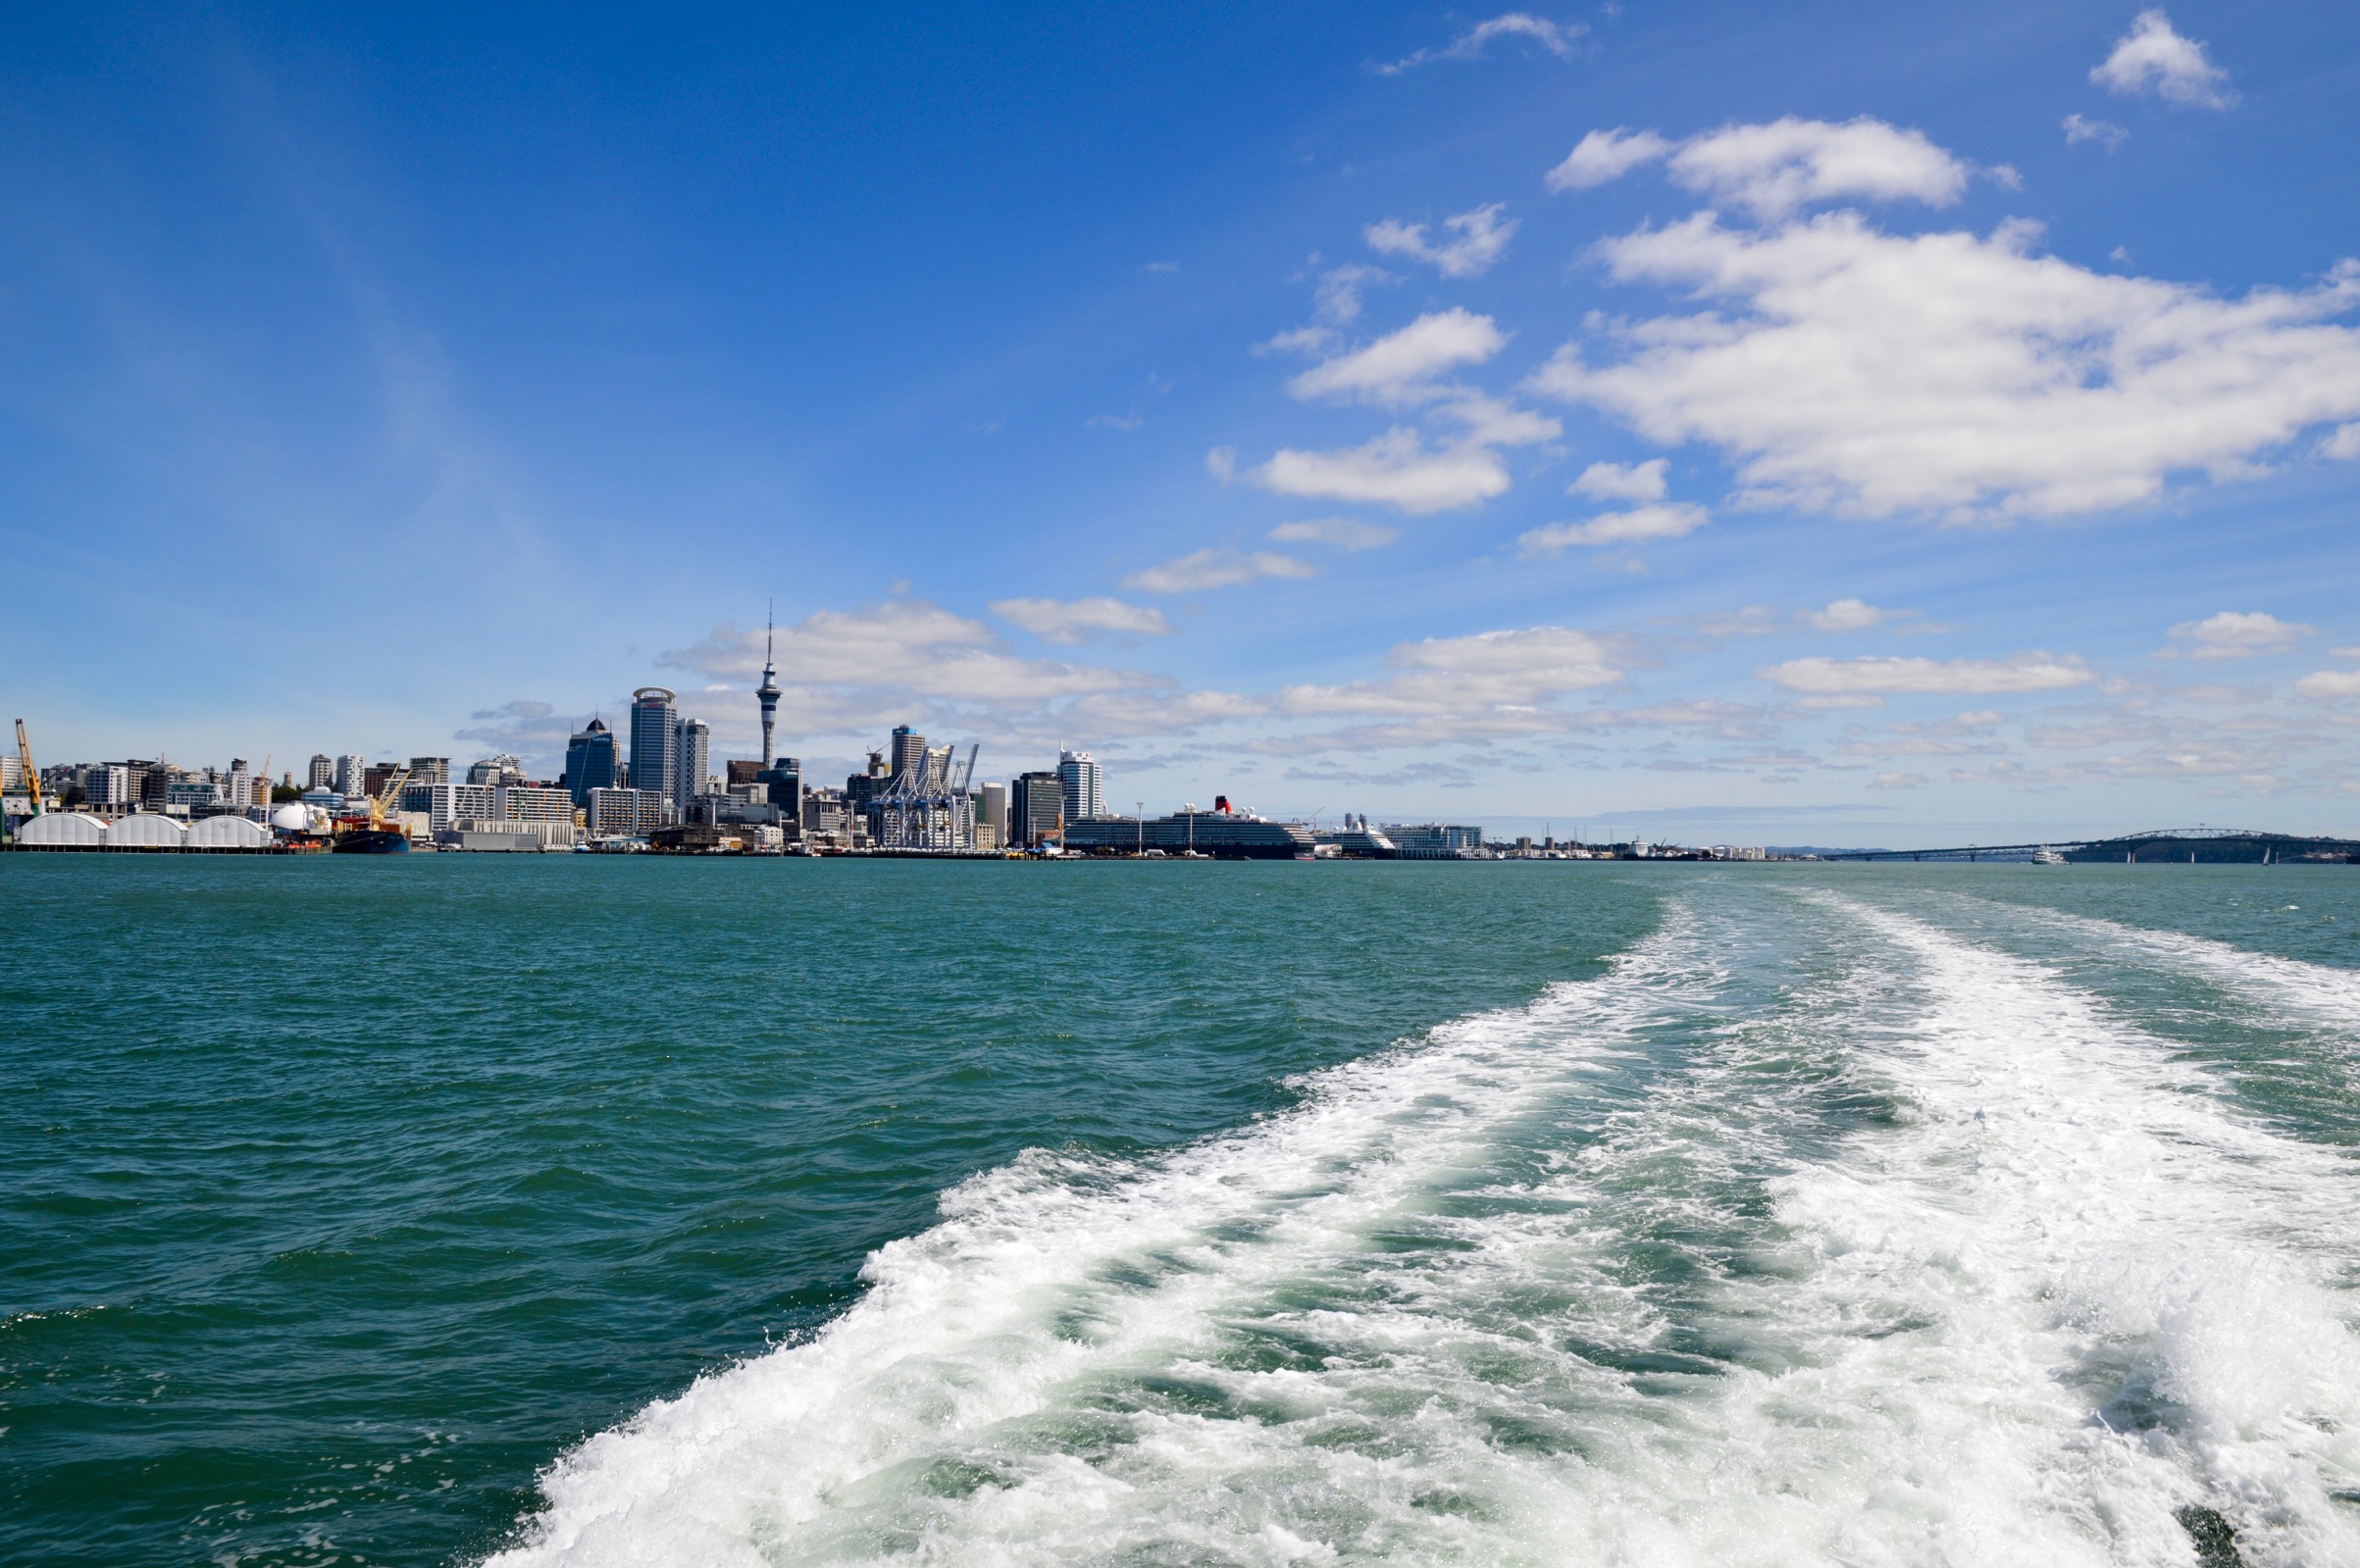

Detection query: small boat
(2030, 845), (2066, 865)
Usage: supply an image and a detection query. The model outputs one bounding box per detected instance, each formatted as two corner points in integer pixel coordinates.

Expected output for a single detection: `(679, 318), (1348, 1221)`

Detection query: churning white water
(487, 887), (2360, 1568)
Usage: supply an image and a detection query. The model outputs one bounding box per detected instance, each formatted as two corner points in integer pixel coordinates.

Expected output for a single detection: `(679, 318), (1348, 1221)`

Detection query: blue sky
(6, 2), (2359, 843)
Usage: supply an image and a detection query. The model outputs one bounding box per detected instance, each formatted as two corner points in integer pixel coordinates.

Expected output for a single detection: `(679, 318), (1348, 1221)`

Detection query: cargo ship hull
(332, 828), (411, 854)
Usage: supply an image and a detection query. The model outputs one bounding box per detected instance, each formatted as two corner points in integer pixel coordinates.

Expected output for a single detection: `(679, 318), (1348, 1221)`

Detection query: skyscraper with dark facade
(565, 718), (618, 806)
(631, 687), (678, 806)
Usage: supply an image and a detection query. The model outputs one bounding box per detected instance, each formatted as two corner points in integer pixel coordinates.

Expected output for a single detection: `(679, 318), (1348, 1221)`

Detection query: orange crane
(13, 719), (40, 816)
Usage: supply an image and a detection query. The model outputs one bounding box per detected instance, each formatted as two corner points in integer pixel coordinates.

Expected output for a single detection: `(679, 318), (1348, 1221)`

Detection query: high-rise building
(756, 756), (801, 818)
(890, 724), (927, 781)
(467, 754), (527, 786)
(672, 717), (710, 807)
(1057, 750), (1103, 823)
(981, 781), (1007, 845)
(307, 754), (334, 789)
(1010, 771), (1063, 846)
(407, 757), (451, 785)
(334, 754), (368, 796)
(564, 719), (617, 807)
(756, 607), (783, 774)
(631, 688), (678, 804)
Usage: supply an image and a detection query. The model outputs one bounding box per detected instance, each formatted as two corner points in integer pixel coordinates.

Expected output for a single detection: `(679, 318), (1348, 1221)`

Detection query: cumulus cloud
(1254, 427), (1515, 513)
(1518, 502), (1708, 554)
(1121, 549), (1318, 594)
(2321, 422), (2360, 460)
(990, 596), (1173, 644)
(1531, 210), (2360, 519)
(1759, 652), (2096, 695)
(1548, 117), (1970, 219)
(1569, 458), (1667, 501)
(2092, 9), (2235, 109)
(453, 700), (580, 770)
(2295, 670), (2360, 699)
(1314, 263), (1395, 325)
(1801, 597), (1907, 632)
(1376, 13), (1584, 75)
(1057, 689), (1268, 736)
(1280, 626), (1626, 736)
(2164, 610), (2313, 659)
(1288, 309), (1508, 406)
(1365, 204), (1518, 278)
(2063, 113), (2129, 149)
(1267, 518), (1399, 551)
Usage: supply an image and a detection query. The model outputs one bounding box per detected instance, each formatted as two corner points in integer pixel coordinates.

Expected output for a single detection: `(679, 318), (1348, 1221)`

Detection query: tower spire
(755, 599), (783, 768)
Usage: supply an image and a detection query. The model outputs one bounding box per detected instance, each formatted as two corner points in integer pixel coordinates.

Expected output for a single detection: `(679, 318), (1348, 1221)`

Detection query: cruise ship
(1059, 797), (1314, 859)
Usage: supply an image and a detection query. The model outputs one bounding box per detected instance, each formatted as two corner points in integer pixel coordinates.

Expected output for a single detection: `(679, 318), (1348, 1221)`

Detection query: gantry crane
(13, 719), (41, 816)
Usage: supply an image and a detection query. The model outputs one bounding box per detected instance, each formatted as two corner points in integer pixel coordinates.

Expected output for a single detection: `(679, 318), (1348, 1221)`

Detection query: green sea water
(3, 857), (2357, 1566)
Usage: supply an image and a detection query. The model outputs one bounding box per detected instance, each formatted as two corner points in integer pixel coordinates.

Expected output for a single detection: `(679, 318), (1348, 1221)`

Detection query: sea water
(3, 858), (2356, 1566)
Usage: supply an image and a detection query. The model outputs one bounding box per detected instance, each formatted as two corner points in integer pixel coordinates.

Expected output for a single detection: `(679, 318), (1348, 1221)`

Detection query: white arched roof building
(187, 814), (274, 851)
(105, 814), (186, 850)
(13, 811), (107, 848)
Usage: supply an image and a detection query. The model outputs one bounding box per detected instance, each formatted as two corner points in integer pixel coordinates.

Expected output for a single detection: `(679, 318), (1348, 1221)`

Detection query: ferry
(2030, 845), (2067, 865)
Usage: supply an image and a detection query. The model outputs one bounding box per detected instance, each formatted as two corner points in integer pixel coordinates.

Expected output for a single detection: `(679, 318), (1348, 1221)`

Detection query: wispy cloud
(990, 596), (1172, 644)
(1364, 204), (1517, 278)
(2163, 610), (2313, 659)
(1518, 502), (1707, 554)
(1121, 549), (1318, 594)
(2063, 113), (2129, 149)
(1548, 117), (1969, 219)
(1374, 13), (1585, 76)
(1267, 518), (1399, 551)
(1760, 652), (2096, 695)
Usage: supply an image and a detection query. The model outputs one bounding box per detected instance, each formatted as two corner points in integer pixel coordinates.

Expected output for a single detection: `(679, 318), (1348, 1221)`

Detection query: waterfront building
(799, 785), (852, 847)
(564, 719), (618, 806)
(226, 759), (255, 811)
(164, 779), (220, 814)
(334, 753), (368, 796)
(1008, 771), (1063, 847)
(981, 781), (1007, 846)
(87, 764), (134, 810)
(755, 756), (801, 818)
(307, 754), (335, 789)
(1057, 750), (1103, 822)
(630, 688), (678, 805)
(1382, 823), (1487, 859)
(407, 757), (451, 786)
(587, 785), (675, 837)
(672, 717), (711, 807)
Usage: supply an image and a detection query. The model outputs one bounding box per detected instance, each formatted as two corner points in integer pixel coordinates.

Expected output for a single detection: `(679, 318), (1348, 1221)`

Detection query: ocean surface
(4, 858), (2357, 1567)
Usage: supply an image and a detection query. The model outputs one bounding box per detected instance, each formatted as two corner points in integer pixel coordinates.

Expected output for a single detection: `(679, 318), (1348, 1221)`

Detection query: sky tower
(755, 603), (782, 767)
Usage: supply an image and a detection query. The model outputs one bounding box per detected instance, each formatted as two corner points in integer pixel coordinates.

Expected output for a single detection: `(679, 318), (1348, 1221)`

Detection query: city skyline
(6, 5), (2360, 845)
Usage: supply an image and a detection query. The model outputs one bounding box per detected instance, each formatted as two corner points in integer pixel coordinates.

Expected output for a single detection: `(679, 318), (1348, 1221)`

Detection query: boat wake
(486, 891), (2360, 1567)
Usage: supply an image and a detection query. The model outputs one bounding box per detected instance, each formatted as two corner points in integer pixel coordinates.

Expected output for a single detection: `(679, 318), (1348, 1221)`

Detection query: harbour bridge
(1816, 828), (2360, 864)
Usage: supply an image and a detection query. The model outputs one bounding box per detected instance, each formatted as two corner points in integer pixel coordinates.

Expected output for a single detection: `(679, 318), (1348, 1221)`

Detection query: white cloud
(1289, 309), (1508, 406)
(990, 596), (1173, 644)
(2092, 9), (2235, 109)
(1121, 549), (1318, 594)
(1254, 428), (1513, 513)
(1532, 210), (2360, 519)
(2322, 422), (2360, 460)
(1365, 203), (1518, 278)
(1518, 502), (1707, 554)
(1056, 689), (1268, 735)
(1376, 13), (1584, 75)
(1314, 263), (1395, 324)
(2295, 670), (2360, 699)
(1569, 458), (1667, 501)
(2165, 610), (2314, 659)
(1870, 771), (1927, 789)
(1759, 652), (2096, 694)
(2063, 113), (2129, 149)
(1267, 518), (1399, 551)
(1546, 127), (1674, 192)
(1085, 412), (1143, 430)
(1281, 626), (1625, 725)
(1549, 117), (1969, 219)
(1801, 597), (1905, 632)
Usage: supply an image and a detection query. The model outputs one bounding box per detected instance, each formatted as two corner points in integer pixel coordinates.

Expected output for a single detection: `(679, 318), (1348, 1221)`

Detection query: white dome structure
(106, 813), (187, 850)
(189, 814), (274, 851)
(13, 811), (107, 848)
(269, 804), (311, 833)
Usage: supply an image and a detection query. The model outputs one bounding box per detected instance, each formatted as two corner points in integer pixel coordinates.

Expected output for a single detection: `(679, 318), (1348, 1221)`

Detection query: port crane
(13, 719), (41, 816)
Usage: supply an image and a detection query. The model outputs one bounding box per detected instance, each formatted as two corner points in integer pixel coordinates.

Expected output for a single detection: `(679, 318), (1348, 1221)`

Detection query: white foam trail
(1996, 903), (2360, 1033)
(486, 894), (2360, 1567)
(486, 919), (1708, 1567)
